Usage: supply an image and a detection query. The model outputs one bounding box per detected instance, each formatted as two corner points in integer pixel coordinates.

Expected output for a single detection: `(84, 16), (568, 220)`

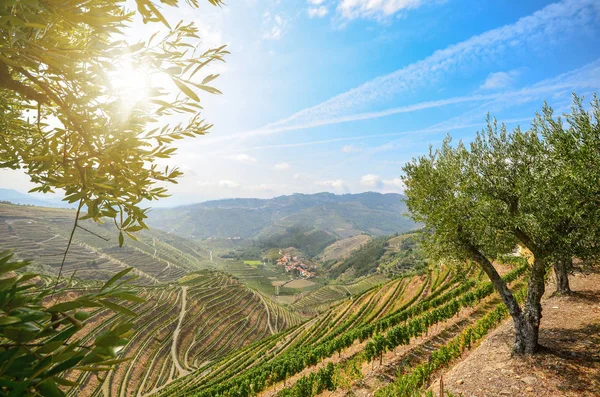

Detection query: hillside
(63, 271), (303, 396)
(147, 192), (417, 240)
(321, 234), (372, 262)
(0, 188), (73, 208)
(0, 203), (215, 284)
(323, 232), (427, 281)
(428, 268), (600, 397)
(151, 260), (533, 397)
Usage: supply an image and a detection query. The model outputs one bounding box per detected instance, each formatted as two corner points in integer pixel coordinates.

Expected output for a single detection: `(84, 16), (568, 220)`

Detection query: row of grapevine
(275, 264), (528, 397)
(161, 263), (525, 397)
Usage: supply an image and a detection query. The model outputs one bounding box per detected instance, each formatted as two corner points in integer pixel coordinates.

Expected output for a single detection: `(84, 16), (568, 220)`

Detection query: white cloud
(274, 162), (290, 170)
(308, 0), (325, 4)
(382, 178), (404, 190)
(294, 172), (308, 180)
(359, 174), (382, 189)
(263, 12), (287, 40)
(219, 180), (240, 188)
(197, 180), (241, 189)
(317, 179), (348, 192)
(338, 0), (427, 20)
(341, 145), (361, 153)
(225, 154), (257, 164)
(251, 184), (277, 191)
(308, 6), (328, 18)
(480, 70), (520, 90)
(358, 175), (404, 192)
(258, 0), (600, 133)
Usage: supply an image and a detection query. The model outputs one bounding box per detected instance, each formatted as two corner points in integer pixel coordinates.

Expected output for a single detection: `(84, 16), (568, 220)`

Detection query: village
(276, 254), (316, 279)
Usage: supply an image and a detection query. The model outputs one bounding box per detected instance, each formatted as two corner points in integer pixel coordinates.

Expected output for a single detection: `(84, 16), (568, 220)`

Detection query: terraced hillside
(150, 259), (529, 397)
(289, 274), (389, 315)
(62, 270), (302, 397)
(0, 203), (215, 284)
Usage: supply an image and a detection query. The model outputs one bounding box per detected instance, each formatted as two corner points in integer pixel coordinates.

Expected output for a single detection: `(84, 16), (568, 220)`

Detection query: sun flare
(110, 61), (150, 106)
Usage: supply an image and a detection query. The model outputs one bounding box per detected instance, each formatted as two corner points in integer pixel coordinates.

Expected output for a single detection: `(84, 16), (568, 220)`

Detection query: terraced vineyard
(289, 274), (389, 315)
(151, 259), (529, 397)
(64, 270), (302, 396)
(0, 204), (214, 284)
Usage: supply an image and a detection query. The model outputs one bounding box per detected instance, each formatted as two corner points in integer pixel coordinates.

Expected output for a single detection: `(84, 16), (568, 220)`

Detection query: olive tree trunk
(467, 244), (543, 355)
(512, 256), (546, 354)
(553, 257), (572, 295)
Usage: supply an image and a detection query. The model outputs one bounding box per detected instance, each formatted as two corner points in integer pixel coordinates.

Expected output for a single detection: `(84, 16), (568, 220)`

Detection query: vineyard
(63, 270), (302, 396)
(152, 259), (530, 396)
(0, 204), (215, 284)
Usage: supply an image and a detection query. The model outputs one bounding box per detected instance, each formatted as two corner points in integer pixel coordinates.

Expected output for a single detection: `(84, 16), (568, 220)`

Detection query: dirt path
(171, 286), (189, 377)
(37, 234), (61, 245)
(256, 291), (276, 335)
(429, 269), (600, 397)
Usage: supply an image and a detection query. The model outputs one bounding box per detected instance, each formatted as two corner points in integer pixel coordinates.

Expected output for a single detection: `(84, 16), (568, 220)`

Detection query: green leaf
(166, 66), (182, 75)
(101, 267), (133, 292)
(111, 292), (145, 303)
(118, 231), (124, 247)
(48, 301), (83, 313)
(37, 380), (65, 397)
(0, 316), (21, 326)
(171, 78), (200, 102)
(100, 300), (137, 317)
(201, 74), (219, 85)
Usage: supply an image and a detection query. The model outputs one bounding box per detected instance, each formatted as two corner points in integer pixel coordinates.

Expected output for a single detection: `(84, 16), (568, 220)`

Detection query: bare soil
(429, 269), (600, 397)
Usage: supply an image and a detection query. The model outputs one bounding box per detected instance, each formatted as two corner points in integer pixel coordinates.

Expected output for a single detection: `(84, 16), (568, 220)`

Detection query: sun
(109, 60), (151, 107)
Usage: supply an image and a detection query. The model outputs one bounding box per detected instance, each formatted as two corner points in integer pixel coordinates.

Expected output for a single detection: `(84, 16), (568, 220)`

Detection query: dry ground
(430, 269), (600, 397)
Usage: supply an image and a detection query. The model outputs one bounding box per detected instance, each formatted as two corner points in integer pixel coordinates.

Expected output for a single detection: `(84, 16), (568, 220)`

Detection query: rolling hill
(0, 188), (73, 208)
(0, 203), (215, 284)
(64, 272), (302, 397)
(152, 260), (530, 397)
(147, 192), (417, 240)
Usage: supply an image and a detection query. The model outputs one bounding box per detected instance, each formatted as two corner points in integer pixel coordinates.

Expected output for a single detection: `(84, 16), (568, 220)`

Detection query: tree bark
(513, 256), (546, 354)
(464, 244), (529, 353)
(553, 257), (572, 295)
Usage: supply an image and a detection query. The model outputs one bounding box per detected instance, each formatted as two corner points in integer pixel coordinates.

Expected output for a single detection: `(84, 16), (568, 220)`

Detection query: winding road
(171, 286), (189, 377)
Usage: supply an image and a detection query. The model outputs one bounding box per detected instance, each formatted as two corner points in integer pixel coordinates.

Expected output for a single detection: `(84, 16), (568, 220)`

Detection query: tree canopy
(402, 94), (600, 354)
(0, 1), (227, 394)
(0, 0), (227, 246)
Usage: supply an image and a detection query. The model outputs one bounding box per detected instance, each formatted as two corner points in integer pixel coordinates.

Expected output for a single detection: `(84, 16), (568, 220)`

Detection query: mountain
(0, 188), (73, 208)
(148, 192), (417, 240)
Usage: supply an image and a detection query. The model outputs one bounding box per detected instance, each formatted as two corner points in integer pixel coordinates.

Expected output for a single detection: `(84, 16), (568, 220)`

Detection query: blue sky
(3, 0), (600, 205)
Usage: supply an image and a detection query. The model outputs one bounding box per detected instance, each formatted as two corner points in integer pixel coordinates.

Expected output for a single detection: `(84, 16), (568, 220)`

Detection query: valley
(0, 195), (427, 396)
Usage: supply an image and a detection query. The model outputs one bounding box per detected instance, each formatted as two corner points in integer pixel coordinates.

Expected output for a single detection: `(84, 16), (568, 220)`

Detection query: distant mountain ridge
(0, 188), (73, 208)
(148, 192), (417, 239)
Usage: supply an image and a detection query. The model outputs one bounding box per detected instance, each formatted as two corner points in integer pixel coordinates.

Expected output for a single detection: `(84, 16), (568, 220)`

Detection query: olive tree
(403, 95), (600, 354)
(0, 0), (228, 393)
(530, 96), (600, 293)
(0, 0), (227, 254)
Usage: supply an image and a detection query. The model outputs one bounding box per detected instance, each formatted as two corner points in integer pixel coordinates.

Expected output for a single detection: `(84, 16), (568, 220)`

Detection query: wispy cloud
(260, 0), (600, 132)
(232, 58), (600, 141)
(225, 154), (257, 164)
(308, 6), (328, 18)
(337, 0), (431, 21)
(274, 162), (290, 170)
(480, 70), (521, 90)
(341, 145), (361, 153)
(198, 180), (241, 189)
(263, 12), (287, 40)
